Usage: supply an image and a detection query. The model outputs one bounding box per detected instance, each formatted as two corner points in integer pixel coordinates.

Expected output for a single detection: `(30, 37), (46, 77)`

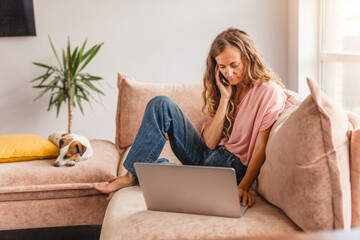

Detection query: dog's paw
(65, 160), (76, 167)
(54, 161), (62, 167)
(54, 160), (67, 167)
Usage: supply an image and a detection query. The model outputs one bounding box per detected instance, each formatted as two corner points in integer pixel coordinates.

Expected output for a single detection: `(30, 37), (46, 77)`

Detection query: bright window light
(321, 0), (360, 114)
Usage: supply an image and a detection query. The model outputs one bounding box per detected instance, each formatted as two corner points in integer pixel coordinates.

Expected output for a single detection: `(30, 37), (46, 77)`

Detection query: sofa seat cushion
(100, 186), (301, 240)
(0, 139), (120, 201)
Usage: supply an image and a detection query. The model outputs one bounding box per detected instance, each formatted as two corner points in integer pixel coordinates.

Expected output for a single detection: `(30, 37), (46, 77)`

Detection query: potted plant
(31, 36), (105, 133)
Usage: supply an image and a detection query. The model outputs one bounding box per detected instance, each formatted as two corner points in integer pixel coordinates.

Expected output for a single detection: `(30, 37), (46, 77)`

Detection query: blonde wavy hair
(202, 28), (284, 139)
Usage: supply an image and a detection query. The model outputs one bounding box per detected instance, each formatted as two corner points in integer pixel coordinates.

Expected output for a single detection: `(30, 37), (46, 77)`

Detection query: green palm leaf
(48, 36), (63, 71)
(31, 36), (105, 124)
(78, 42), (104, 73)
(33, 62), (51, 69)
(81, 79), (105, 95)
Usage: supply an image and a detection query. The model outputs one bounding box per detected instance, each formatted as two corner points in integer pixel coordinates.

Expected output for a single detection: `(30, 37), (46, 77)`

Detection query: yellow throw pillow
(0, 134), (59, 163)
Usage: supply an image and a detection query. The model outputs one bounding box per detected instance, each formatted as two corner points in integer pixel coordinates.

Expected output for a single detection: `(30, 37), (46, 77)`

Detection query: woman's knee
(146, 95), (174, 110)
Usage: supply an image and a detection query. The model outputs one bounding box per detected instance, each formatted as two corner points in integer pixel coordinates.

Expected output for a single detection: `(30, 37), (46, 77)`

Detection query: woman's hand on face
(215, 65), (232, 101)
(238, 186), (255, 207)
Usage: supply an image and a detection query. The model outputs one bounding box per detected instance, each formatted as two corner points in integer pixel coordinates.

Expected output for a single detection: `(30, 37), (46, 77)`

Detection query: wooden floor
(0, 225), (102, 240)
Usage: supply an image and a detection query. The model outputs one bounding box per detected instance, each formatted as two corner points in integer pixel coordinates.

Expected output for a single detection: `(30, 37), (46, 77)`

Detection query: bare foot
(94, 172), (138, 194)
(108, 176), (120, 183)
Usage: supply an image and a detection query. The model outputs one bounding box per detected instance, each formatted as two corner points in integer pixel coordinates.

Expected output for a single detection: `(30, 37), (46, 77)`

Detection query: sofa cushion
(257, 78), (352, 231)
(0, 195), (108, 230)
(346, 109), (360, 228)
(351, 126), (360, 228)
(115, 73), (206, 149)
(100, 186), (301, 240)
(0, 140), (120, 201)
(0, 134), (58, 163)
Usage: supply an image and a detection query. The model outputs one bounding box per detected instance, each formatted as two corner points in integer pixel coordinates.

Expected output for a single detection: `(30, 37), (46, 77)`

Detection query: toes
(94, 183), (111, 194)
(94, 182), (107, 190)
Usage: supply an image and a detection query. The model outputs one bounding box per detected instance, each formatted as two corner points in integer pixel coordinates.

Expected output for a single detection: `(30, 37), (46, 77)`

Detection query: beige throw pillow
(257, 78), (351, 232)
(115, 73), (206, 149)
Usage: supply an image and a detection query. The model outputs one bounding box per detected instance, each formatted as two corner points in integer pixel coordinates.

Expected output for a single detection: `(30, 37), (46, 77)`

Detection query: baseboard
(0, 225), (102, 240)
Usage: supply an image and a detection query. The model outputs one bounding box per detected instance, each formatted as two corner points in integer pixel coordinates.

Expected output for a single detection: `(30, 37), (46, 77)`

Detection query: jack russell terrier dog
(48, 131), (93, 167)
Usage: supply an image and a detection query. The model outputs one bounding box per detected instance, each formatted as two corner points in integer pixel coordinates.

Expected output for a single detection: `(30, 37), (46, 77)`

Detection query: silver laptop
(134, 163), (248, 218)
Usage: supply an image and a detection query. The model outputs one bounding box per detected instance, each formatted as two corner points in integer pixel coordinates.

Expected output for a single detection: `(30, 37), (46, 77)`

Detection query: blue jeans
(123, 96), (247, 185)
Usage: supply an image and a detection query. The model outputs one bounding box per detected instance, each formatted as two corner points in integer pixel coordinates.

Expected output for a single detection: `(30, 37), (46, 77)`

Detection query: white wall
(287, 0), (320, 97)
(0, 0), (288, 142)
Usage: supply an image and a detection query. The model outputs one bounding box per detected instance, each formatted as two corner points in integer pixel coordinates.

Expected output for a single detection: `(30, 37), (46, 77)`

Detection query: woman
(94, 28), (286, 207)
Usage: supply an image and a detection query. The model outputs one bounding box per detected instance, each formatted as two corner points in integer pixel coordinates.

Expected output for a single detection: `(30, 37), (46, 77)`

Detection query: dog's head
(58, 135), (87, 161)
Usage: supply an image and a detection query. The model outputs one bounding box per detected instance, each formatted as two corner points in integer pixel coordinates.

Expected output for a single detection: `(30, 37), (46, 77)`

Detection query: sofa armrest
(351, 127), (360, 228)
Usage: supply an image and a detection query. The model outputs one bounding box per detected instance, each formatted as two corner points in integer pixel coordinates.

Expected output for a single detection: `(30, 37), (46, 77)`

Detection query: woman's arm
(237, 127), (271, 207)
(202, 98), (229, 149)
(202, 66), (232, 149)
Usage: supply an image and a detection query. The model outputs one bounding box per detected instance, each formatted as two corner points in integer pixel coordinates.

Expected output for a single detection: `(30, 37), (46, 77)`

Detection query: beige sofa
(1, 72), (359, 240)
(99, 74), (360, 239)
(0, 139), (120, 230)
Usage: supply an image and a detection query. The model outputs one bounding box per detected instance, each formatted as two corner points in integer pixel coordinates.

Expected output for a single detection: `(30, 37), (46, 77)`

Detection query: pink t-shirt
(201, 81), (286, 166)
